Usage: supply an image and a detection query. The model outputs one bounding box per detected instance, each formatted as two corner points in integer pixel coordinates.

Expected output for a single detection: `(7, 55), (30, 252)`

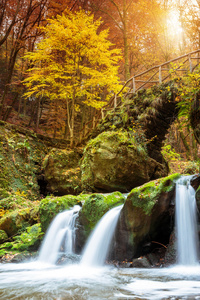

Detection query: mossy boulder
(76, 191), (126, 252)
(81, 130), (168, 193)
(42, 148), (82, 195)
(79, 192), (125, 236)
(39, 194), (86, 232)
(0, 207), (39, 237)
(113, 173), (181, 261)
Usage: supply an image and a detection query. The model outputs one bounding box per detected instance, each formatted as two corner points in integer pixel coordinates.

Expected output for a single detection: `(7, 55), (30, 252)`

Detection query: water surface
(1, 261), (200, 299)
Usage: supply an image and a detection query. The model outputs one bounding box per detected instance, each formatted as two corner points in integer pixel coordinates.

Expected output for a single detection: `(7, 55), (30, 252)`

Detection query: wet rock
(164, 231), (177, 266)
(190, 174), (200, 213)
(131, 256), (152, 268)
(56, 253), (81, 265)
(113, 174), (180, 262)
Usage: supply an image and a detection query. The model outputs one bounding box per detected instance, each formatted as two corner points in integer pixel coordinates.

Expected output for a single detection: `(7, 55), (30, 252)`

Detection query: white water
(1, 263), (200, 299)
(81, 205), (123, 266)
(38, 205), (81, 264)
(175, 176), (199, 265)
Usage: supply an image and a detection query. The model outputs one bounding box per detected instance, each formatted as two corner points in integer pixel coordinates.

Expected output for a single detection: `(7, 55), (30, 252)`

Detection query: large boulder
(81, 131), (168, 193)
(112, 174), (181, 261)
(42, 148), (82, 195)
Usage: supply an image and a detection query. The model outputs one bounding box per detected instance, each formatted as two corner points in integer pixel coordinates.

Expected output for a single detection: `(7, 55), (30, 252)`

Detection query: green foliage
(174, 69), (200, 124)
(0, 224), (43, 252)
(161, 144), (181, 162)
(183, 160), (200, 175)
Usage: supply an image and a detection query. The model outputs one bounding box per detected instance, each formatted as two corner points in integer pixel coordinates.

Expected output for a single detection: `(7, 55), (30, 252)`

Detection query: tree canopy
(23, 10), (122, 146)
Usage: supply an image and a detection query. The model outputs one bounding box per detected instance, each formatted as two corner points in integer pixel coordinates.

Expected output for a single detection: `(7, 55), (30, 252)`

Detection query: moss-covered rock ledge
(0, 191), (125, 259)
(38, 191), (125, 253)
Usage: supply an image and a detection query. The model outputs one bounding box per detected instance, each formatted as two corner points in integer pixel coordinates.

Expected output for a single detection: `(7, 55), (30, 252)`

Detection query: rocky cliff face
(0, 122), (49, 200)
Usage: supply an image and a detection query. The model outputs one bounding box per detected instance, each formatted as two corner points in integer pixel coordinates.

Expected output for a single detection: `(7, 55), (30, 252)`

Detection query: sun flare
(166, 9), (183, 38)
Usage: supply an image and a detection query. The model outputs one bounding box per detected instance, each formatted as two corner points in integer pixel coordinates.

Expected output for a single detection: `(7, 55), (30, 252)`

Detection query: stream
(0, 261), (200, 299)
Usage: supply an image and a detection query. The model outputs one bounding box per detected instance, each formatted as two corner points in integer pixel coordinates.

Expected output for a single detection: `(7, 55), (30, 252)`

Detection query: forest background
(0, 0), (200, 173)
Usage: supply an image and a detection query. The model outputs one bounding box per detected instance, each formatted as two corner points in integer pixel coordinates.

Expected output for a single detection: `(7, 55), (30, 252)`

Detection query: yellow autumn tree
(23, 9), (121, 146)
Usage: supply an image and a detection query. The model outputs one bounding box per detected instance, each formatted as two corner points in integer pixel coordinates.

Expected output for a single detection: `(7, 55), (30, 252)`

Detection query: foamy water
(0, 262), (200, 299)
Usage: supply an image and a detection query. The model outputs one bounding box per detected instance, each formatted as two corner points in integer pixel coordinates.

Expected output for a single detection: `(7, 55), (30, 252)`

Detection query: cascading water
(175, 176), (199, 265)
(81, 205), (123, 266)
(38, 205), (81, 264)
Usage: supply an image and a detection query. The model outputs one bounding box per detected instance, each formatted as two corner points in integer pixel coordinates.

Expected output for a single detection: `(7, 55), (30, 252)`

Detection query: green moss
(195, 185), (200, 204)
(0, 122), (51, 200)
(127, 173), (181, 215)
(39, 194), (83, 231)
(105, 191), (125, 207)
(81, 130), (148, 191)
(80, 192), (125, 237)
(0, 206), (40, 236)
(42, 148), (82, 195)
(84, 130), (146, 154)
(0, 194), (38, 211)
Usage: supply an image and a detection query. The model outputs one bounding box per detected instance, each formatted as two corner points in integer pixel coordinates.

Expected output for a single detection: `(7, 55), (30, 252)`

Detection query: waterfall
(175, 176), (199, 265)
(81, 205), (123, 267)
(38, 205), (81, 264)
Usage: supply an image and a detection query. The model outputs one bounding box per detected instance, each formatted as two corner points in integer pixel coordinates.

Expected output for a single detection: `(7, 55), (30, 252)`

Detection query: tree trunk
(123, 0), (130, 80)
(3, 92), (19, 121)
(35, 98), (41, 132)
(0, 48), (19, 118)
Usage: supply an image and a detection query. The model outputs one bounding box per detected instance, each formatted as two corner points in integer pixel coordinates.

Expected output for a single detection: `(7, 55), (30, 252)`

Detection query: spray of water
(175, 176), (199, 265)
(38, 205), (81, 264)
(81, 205), (123, 266)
